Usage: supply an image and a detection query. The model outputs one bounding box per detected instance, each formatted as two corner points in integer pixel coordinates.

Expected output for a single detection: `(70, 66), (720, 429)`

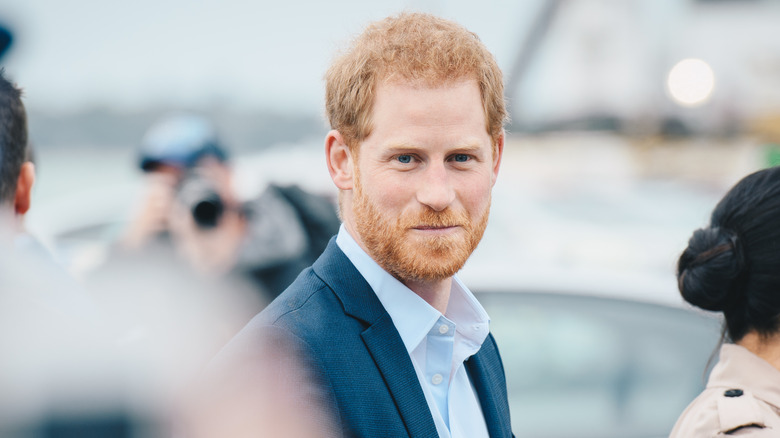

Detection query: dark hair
(0, 69), (28, 204)
(678, 166), (780, 342)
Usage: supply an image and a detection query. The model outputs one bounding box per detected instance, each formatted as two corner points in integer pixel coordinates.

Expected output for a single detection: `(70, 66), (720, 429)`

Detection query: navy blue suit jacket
(219, 239), (514, 437)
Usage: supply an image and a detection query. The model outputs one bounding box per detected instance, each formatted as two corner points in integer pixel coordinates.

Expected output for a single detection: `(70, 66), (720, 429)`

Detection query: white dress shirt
(337, 225), (490, 438)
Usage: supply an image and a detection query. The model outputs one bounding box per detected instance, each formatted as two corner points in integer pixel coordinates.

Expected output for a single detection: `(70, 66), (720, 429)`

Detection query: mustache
(402, 208), (468, 228)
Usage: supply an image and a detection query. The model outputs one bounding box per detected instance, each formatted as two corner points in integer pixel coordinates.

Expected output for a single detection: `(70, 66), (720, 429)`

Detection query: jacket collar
(312, 238), (388, 324)
(709, 343), (780, 409)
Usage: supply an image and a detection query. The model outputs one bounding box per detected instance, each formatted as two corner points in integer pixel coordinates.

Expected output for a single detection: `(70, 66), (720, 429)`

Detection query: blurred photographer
(118, 113), (340, 300)
(120, 114), (233, 253)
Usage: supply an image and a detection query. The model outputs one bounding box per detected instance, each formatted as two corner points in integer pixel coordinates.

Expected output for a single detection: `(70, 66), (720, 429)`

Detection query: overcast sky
(0, 0), (539, 114)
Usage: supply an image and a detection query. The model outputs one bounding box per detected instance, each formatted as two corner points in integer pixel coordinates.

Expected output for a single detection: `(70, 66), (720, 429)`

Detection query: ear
(14, 161), (35, 215)
(325, 130), (355, 190)
(491, 130), (505, 186)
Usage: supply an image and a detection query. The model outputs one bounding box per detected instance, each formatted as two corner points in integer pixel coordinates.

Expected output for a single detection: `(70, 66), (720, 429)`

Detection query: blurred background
(2, 0), (779, 437)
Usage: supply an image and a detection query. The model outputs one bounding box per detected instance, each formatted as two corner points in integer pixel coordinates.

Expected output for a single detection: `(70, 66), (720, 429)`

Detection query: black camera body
(176, 172), (225, 229)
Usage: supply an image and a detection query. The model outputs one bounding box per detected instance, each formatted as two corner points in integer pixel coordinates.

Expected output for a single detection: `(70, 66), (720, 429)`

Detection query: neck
(342, 221), (453, 314)
(403, 277), (452, 314)
(737, 331), (780, 372)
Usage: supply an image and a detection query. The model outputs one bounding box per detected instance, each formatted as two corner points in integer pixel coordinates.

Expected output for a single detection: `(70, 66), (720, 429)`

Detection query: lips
(412, 225), (460, 231)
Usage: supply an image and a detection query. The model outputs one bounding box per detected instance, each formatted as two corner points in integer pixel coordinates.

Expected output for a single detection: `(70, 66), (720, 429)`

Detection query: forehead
(370, 79), (487, 133)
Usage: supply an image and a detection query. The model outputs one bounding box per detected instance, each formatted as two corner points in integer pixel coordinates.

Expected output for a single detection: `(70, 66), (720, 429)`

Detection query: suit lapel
(362, 316), (438, 437)
(313, 239), (438, 437)
(466, 336), (512, 438)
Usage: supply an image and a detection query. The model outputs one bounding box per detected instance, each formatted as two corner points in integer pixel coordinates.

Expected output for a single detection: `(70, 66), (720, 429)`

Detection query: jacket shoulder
(670, 387), (775, 437)
(256, 269), (354, 343)
(261, 267), (332, 319)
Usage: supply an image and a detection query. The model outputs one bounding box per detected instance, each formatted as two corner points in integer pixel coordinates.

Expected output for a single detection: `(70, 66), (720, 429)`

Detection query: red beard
(352, 172), (490, 283)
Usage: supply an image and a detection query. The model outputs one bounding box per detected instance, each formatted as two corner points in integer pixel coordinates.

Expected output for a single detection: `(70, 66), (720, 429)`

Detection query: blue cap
(139, 113), (228, 172)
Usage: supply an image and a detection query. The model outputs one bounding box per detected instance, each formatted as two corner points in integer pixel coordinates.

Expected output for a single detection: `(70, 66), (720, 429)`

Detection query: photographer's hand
(120, 172), (178, 250)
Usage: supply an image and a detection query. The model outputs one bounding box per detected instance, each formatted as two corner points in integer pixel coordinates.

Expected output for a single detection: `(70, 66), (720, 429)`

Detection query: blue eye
(397, 155), (412, 164)
(454, 154), (469, 162)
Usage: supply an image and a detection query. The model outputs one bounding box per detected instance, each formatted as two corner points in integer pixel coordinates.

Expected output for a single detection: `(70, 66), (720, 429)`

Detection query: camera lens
(191, 195), (224, 229)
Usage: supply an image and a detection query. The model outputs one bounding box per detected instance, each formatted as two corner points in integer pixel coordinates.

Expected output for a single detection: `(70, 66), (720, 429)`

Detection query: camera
(175, 172), (225, 229)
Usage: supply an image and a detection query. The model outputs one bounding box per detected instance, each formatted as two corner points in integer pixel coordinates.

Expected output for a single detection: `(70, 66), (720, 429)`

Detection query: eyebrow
(383, 141), (485, 154)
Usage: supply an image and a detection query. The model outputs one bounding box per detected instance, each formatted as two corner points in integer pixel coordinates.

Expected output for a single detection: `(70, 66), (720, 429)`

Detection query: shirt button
(431, 374), (443, 385)
(438, 324), (449, 334)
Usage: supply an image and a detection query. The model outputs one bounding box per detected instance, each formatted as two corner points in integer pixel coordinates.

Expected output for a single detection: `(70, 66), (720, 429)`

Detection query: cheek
(362, 174), (412, 209)
(459, 179), (493, 211)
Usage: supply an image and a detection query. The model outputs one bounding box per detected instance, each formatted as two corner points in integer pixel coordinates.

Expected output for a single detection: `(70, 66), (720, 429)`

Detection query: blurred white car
(476, 288), (720, 438)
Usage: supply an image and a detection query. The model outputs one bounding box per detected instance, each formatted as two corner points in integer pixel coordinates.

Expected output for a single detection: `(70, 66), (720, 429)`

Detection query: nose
(416, 162), (455, 212)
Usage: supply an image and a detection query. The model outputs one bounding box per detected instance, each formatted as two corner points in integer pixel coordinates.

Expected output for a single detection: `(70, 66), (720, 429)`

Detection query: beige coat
(670, 344), (780, 437)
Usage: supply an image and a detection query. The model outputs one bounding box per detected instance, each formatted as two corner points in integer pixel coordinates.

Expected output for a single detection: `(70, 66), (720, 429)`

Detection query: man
(0, 69), (34, 238)
(217, 12), (513, 438)
(0, 69), (97, 316)
(0, 71), (127, 437)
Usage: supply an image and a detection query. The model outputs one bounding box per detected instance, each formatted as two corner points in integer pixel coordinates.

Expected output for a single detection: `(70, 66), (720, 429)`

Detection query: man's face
(348, 79), (502, 283)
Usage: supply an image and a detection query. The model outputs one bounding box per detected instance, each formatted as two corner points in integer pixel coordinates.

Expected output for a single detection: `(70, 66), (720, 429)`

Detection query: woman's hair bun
(677, 226), (744, 311)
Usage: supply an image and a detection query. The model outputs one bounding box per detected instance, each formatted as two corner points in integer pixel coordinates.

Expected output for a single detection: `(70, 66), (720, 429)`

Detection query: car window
(477, 291), (722, 438)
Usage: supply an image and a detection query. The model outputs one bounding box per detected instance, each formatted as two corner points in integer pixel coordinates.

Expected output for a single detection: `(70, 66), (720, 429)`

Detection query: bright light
(666, 58), (715, 107)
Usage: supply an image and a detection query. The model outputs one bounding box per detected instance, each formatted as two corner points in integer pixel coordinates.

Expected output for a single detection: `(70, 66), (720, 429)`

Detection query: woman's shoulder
(670, 387), (778, 437)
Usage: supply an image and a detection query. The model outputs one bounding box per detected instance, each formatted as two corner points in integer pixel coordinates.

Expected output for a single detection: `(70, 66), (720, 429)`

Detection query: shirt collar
(449, 276), (490, 351)
(336, 225), (490, 354)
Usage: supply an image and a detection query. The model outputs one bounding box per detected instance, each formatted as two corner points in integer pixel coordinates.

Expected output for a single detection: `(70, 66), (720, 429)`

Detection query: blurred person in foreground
(0, 68), (91, 306)
(0, 69), (133, 437)
(1, 39), (315, 438)
(214, 12), (513, 438)
(118, 113), (339, 300)
(671, 166), (780, 437)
